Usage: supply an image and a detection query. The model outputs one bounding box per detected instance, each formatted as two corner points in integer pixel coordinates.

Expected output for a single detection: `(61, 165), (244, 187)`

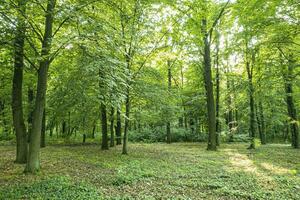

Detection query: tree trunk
(12, 0), (28, 164)
(67, 111), (71, 135)
(82, 134), (86, 144)
(62, 121), (66, 137)
(215, 32), (220, 146)
(284, 63), (299, 148)
(255, 103), (263, 144)
(166, 61), (172, 144)
(202, 19), (216, 151)
(25, 0), (55, 174)
(92, 123), (96, 139)
(27, 88), (34, 143)
(258, 101), (266, 144)
(116, 109), (122, 145)
(246, 60), (255, 149)
(40, 109), (46, 148)
(122, 89), (130, 154)
(101, 103), (109, 150)
(110, 107), (115, 147)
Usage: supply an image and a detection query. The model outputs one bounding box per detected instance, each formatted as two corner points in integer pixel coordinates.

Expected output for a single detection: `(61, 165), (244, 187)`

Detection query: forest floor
(0, 142), (299, 200)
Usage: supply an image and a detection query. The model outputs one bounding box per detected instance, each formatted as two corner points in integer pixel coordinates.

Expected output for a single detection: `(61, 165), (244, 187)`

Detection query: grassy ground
(0, 143), (299, 200)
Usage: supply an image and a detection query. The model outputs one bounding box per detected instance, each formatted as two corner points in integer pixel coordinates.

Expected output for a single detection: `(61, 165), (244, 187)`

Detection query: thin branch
(208, 0), (230, 41)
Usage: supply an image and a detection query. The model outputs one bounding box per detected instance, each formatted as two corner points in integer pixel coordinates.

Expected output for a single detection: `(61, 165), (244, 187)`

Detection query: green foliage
(1, 143), (299, 199)
(0, 176), (101, 200)
(128, 127), (207, 143)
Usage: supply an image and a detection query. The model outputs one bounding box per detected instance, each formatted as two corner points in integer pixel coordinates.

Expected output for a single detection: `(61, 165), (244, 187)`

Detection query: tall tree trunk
(116, 109), (122, 145)
(215, 32), (220, 146)
(258, 101), (266, 144)
(166, 61), (172, 144)
(246, 59), (255, 149)
(202, 19), (216, 151)
(67, 111), (71, 135)
(92, 123), (96, 139)
(255, 103), (263, 144)
(122, 89), (130, 154)
(25, 0), (56, 174)
(27, 88), (34, 143)
(284, 63), (299, 148)
(101, 103), (109, 150)
(110, 107), (115, 147)
(62, 121), (66, 137)
(40, 109), (46, 148)
(0, 100), (9, 136)
(12, 0), (27, 164)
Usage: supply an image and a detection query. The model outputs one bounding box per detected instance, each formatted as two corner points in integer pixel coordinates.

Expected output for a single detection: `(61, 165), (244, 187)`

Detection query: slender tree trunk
(0, 100), (8, 136)
(284, 63), (299, 148)
(258, 101), (266, 144)
(202, 19), (216, 151)
(255, 104), (263, 144)
(215, 32), (220, 146)
(25, 0), (56, 174)
(116, 109), (122, 145)
(40, 109), (46, 148)
(62, 121), (66, 137)
(12, 0), (28, 164)
(110, 107), (115, 147)
(92, 123), (96, 139)
(67, 111), (71, 135)
(101, 103), (109, 150)
(122, 88), (130, 154)
(166, 61), (172, 144)
(246, 60), (255, 149)
(27, 88), (34, 143)
(82, 134), (86, 144)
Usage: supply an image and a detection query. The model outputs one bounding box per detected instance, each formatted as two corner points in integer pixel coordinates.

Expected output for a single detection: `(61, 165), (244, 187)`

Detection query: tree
(12, 0), (28, 164)
(25, 0), (56, 173)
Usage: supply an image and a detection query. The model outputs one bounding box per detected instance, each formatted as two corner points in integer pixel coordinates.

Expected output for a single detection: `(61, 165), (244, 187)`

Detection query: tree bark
(101, 103), (109, 150)
(166, 61), (172, 144)
(284, 63), (299, 148)
(92, 123), (96, 139)
(258, 101), (266, 144)
(27, 88), (34, 143)
(246, 59), (255, 149)
(110, 107), (115, 147)
(116, 109), (122, 145)
(12, 0), (28, 164)
(25, 0), (56, 174)
(122, 88), (130, 154)
(215, 32), (220, 146)
(202, 19), (216, 151)
(40, 109), (46, 148)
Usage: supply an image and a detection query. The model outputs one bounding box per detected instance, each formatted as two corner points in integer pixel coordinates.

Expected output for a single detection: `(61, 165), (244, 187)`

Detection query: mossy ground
(0, 143), (299, 199)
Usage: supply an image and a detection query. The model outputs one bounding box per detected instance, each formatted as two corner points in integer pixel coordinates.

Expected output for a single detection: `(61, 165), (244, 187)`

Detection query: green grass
(0, 143), (299, 199)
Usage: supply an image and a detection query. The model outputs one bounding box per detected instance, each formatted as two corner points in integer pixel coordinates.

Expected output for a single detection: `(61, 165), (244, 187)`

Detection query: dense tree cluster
(0, 0), (299, 173)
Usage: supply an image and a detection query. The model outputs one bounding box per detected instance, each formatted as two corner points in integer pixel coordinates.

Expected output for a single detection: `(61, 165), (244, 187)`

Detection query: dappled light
(0, 0), (299, 199)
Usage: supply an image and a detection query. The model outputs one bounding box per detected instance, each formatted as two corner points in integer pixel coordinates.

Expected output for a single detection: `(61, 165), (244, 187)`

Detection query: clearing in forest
(0, 143), (299, 199)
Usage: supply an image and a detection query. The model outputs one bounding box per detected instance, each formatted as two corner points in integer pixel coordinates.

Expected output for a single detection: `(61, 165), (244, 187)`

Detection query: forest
(0, 0), (299, 199)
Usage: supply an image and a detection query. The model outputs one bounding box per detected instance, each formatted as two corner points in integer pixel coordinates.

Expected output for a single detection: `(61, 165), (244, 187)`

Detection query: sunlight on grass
(226, 150), (257, 173)
(260, 162), (294, 175)
(225, 149), (276, 190)
(1, 143), (299, 199)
